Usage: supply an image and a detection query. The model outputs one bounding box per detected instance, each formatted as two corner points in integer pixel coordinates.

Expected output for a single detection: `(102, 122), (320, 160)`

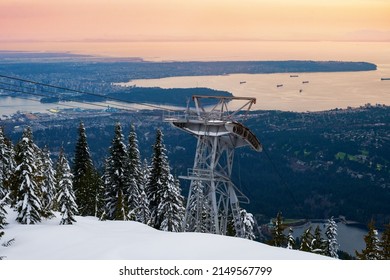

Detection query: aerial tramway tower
(165, 95), (262, 237)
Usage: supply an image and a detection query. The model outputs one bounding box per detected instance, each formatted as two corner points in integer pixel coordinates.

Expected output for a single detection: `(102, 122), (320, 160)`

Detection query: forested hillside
(1, 105), (388, 227)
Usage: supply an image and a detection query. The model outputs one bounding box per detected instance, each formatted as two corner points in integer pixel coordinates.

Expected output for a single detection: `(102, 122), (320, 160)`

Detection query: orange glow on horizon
(0, 0), (389, 43)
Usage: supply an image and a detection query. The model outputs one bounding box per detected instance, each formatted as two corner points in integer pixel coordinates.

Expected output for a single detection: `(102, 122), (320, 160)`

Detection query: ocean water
(119, 64), (390, 112)
(1, 40), (389, 113)
(2, 41), (390, 64)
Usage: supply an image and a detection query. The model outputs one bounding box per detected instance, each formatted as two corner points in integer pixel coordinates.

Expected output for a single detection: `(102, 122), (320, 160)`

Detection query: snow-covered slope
(1, 209), (328, 260)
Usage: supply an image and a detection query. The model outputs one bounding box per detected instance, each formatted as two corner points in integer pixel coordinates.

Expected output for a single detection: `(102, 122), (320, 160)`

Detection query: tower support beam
(166, 96), (262, 237)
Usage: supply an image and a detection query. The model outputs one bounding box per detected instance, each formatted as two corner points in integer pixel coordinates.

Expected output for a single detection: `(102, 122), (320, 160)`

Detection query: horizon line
(1, 38), (390, 43)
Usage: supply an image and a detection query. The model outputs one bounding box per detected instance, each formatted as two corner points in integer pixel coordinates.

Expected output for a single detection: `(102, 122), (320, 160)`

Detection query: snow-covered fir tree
(380, 223), (390, 260)
(286, 227), (295, 249)
(185, 181), (213, 233)
(136, 159), (151, 225)
(324, 216), (339, 258)
(270, 211), (286, 247)
(0, 127), (15, 199)
(157, 175), (185, 232)
(356, 219), (381, 260)
(103, 123), (129, 220)
(126, 124), (142, 221)
(56, 148), (78, 225)
(73, 122), (102, 216)
(0, 127), (6, 236)
(311, 225), (325, 255)
(146, 129), (173, 229)
(239, 208), (256, 240)
(138, 187), (151, 225)
(39, 146), (56, 218)
(14, 127), (42, 224)
(300, 226), (313, 252)
(0, 194), (7, 239)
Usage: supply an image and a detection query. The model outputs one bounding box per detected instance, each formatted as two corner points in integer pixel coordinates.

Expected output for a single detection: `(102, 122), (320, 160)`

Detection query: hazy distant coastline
(0, 50), (377, 74)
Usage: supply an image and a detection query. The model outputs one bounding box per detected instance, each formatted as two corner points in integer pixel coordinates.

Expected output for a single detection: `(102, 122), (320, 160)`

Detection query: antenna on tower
(165, 95), (262, 237)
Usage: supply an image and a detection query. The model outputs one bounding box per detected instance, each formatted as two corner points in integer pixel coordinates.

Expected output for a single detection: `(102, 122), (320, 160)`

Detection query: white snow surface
(2, 208), (329, 260)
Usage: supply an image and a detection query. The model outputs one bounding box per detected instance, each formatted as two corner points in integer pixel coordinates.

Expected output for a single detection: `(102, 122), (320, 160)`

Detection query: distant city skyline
(1, 0), (389, 43)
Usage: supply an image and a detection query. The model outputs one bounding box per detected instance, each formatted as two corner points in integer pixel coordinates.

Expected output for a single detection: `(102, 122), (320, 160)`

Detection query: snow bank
(1, 208), (328, 260)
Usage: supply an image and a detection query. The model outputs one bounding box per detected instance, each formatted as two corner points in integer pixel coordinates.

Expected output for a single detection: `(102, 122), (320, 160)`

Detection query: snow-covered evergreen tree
(157, 175), (185, 232)
(137, 159), (151, 225)
(56, 148), (78, 225)
(356, 219), (381, 260)
(146, 129), (171, 229)
(0, 128), (15, 204)
(286, 227), (295, 249)
(126, 124), (142, 221)
(73, 122), (101, 216)
(39, 146), (56, 218)
(324, 217), (339, 258)
(103, 123), (129, 220)
(185, 181), (212, 233)
(0, 194), (7, 238)
(300, 226), (313, 252)
(270, 211), (286, 247)
(138, 187), (151, 225)
(0, 129), (7, 235)
(311, 225), (325, 255)
(380, 223), (390, 260)
(239, 208), (256, 240)
(0, 127), (15, 199)
(14, 127), (42, 224)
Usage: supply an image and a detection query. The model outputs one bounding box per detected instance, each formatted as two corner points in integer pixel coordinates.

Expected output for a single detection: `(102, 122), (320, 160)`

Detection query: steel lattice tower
(166, 95), (262, 237)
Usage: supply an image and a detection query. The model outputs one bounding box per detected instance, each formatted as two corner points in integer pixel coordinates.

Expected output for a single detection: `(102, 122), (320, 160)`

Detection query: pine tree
(157, 175), (185, 232)
(73, 122), (101, 216)
(269, 211), (286, 247)
(137, 159), (151, 225)
(138, 187), (151, 225)
(239, 208), (256, 240)
(146, 129), (171, 229)
(286, 227), (295, 249)
(356, 219), (381, 260)
(0, 127), (15, 199)
(0, 194), (7, 239)
(311, 225), (325, 255)
(103, 123), (129, 220)
(56, 148), (78, 225)
(39, 146), (56, 218)
(14, 127), (42, 224)
(380, 223), (390, 260)
(324, 217), (339, 258)
(185, 181), (212, 233)
(126, 125), (142, 221)
(0, 130), (6, 236)
(300, 226), (313, 252)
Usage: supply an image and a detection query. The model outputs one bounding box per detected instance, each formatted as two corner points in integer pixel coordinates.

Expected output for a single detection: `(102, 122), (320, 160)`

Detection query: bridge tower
(166, 95), (262, 237)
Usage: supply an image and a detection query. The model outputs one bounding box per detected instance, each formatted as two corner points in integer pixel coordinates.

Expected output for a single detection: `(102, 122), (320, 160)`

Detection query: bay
(118, 64), (390, 112)
(289, 222), (368, 256)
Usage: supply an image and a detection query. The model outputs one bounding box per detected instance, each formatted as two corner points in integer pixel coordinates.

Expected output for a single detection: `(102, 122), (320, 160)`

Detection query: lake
(289, 222), (369, 256)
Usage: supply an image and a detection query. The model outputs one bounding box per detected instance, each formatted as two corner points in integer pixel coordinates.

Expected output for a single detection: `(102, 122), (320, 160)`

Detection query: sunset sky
(1, 0), (390, 43)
